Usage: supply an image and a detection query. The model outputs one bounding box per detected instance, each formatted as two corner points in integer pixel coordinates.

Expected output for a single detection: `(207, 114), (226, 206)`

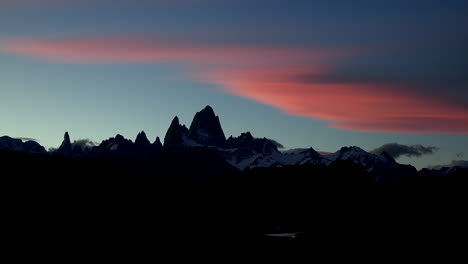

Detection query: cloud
(370, 143), (438, 159)
(0, 36), (334, 65)
(265, 138), (284, 149)
(71, 139), (96, 151)
(427, 160), (468, 170)
(1, 36), (468, 134)
(201, 68), (468, 134)
(15, 137), (38, 142)
(48, 147), (57, 153)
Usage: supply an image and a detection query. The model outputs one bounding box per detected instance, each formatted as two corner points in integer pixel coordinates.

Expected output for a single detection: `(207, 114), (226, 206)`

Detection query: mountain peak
(381, 151), (396, 163)
(64, 132), (70, 144)
(171, 116), (180, 126)
(135, 131), (150, 146)
(340, 146), (366, 154)
(189, 106), (226, 146)
(164, 116), (189, 148)
(240, 132), (253, 140)
(0, 136), (46, 154)
(201, 105), (215, 115)
(153, 136), (163, 149)
(57, 131), (72, 156)
(115, 134), (125, 141)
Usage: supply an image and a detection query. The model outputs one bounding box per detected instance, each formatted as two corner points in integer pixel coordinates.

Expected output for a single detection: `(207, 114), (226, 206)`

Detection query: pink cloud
(199, 68), (468, 134)
(1, 36), (467, 134)
(0, 37), (334, 65)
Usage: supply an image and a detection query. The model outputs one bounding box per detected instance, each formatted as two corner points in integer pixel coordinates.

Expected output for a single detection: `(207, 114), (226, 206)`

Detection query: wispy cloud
(0, 36), (340, 64)
(200, 67), (468, 134)
(15, 137), (38, 142)
(427, 160), (468, 170)
(1, 35), (468, 134)
(370, 143), (438, 159)
(71, 139), (96, 151)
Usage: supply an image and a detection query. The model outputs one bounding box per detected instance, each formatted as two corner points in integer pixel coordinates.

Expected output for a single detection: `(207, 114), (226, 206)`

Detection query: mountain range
(1, 105), (465, 182)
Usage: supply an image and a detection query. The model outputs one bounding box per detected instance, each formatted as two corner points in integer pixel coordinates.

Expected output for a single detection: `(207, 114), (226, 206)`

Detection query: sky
(0, 0), (467, 169)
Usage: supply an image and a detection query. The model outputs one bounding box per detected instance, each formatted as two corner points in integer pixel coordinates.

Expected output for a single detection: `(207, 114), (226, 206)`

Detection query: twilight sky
(0, 0), (467, 169)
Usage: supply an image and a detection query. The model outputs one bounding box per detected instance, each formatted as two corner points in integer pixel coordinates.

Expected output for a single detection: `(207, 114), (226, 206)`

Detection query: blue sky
(0, 0), (467, 169)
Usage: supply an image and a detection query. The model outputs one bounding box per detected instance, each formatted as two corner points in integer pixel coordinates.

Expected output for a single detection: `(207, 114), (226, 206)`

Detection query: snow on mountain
(277, 148), (328, 166)
(324, 146), (416, 183)
(189, 105), (226, 146)
(0, 136), (47, 154)
(325, 146), (390, 170)
(1, 106), (423, 182)
(0, 136), (25, 152)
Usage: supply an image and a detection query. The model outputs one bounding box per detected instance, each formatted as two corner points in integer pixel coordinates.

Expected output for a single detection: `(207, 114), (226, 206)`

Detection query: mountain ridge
(0, 105), (460, 181)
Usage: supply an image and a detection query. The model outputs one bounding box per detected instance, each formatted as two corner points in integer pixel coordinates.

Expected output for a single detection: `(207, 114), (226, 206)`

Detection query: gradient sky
(0, 0), (467, 169)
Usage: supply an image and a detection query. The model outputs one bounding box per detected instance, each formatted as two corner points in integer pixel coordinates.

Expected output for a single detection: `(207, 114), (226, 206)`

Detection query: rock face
(2, 105), (425, 183)
(0, 136), (25, 152)
(153, 137), (163, 149)
(56, 132), (73, 156)
(279, 147), (326, 166)
(325, 146), (417, 183)
(163, 116), (190, 148)
(189, 105), (226, 147)
(24, 141), (48, 154)
(92, 134), (134, 156)
(134, 131), (151, 149)
(0, 136), (46, 154)
(222, 132), (281, 169)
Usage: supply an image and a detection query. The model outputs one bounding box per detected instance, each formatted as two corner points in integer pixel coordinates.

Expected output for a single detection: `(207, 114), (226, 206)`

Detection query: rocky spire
(135, 131), (151, 147)
(164, 116), (189, 148)
(153, 136), (163, 149)
(381, 151), (397, 163)
(56, 131), (72, 156)
(189, 105), (226, 146)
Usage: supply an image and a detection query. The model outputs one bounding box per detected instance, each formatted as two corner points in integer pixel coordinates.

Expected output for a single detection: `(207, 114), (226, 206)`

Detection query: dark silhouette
(1, 105), (467, 246)
(189, 105), (226, 146)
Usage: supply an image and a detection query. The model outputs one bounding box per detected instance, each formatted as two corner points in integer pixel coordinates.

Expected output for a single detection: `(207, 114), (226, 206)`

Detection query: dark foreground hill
(2, 149), (468, 248)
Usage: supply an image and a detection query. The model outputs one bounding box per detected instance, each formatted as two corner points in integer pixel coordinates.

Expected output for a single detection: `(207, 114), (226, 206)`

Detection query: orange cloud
(1, 36), (467, 134)
(199, 68), (468, 134)
(0, 37), (335, 65)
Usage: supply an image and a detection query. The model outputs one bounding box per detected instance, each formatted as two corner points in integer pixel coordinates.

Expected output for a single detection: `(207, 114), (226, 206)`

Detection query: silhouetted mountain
(135, 131), (151, 148)
(163, 116), (191, 148)
(2, 105), (459, 184)
(2, 117), (468, 245)
(325, 146), (417, 183)
(0, 136), (46, 154)
(153, 136), (162, 149)
(189, 105), (226, 146)
(23, 141), (47, 154)
(56, 132), (73, 156)
(279, 147), (327, 166)
(91, 134), (134, 156)
(222, 132), (282, 169)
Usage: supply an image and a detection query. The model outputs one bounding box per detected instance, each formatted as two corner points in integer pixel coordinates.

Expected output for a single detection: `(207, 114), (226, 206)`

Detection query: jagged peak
(164, 116), (189, 148)
(381, 151), (396, 163)
(189, 105), (226, 146)
(239, 132), (254, 140)
(200, 105), (215, 115)
(153, 136), (162, 146)
(170, 116), (180, 126)
(56, 131), (72, 155)
(340, 146), (367, 153)
(135, 131), (150, 146)
(64, 131), (71, 143)
(114, 134), (126, 141)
